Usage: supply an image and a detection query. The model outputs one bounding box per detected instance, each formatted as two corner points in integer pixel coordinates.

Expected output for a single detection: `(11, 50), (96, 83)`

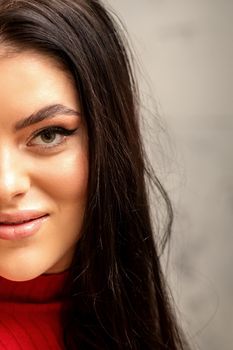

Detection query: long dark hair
(0, 0), (188, 349)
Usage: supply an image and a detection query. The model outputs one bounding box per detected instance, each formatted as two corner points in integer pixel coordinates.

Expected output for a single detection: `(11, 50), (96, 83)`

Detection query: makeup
(0, 214), (49, 240)
(0, 51), (88, 280)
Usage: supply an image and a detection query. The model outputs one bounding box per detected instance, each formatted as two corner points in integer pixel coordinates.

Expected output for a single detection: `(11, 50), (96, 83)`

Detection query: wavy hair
(0, 0), (189, 349)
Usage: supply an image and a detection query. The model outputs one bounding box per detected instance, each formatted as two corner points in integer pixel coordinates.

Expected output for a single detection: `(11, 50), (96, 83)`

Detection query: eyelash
(27, 126), (79, 151)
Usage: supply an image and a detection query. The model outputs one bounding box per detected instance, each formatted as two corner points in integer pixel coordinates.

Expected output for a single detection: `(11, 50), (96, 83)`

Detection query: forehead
(0, 48), (78, 120)
(0, 45), (73, 82)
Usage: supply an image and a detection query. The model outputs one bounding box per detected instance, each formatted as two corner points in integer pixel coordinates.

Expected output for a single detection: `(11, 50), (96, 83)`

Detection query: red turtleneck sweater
(0, 270), (69, 349)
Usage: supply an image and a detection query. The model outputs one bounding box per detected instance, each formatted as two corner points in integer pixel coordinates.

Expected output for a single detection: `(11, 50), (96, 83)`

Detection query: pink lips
(0, 211), (49, 240)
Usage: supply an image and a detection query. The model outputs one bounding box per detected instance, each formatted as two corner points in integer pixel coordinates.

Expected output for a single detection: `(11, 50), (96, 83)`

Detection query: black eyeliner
(32, 126), (79, 138)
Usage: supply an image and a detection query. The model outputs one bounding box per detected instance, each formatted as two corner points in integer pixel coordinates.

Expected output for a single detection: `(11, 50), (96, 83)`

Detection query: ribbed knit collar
(0, 269), (70, 303)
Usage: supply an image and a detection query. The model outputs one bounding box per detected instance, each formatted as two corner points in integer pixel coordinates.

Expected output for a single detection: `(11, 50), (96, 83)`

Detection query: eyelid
(30, 125), (78, 139)
(26, 125), (79, 151)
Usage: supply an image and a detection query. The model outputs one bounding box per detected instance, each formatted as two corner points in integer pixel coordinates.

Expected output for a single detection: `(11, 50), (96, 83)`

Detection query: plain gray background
(104, 1), (233, 349)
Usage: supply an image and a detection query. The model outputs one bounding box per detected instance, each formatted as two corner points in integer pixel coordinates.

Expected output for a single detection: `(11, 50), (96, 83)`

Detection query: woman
(0, 0), (189, 349)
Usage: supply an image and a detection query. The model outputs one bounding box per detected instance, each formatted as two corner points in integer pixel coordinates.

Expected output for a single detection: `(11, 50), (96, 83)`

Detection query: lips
(0, 211), (49, 240)
(0, 211), (47, 224)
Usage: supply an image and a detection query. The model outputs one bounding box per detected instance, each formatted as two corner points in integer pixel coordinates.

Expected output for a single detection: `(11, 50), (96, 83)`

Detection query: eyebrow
(14, 104), (81, 131)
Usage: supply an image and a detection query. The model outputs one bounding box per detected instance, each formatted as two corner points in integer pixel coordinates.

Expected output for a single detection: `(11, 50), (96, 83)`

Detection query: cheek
(34, 150), (89, 202)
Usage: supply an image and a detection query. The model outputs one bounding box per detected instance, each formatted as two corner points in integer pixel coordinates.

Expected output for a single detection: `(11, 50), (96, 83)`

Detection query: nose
(0, 147), (30, 204)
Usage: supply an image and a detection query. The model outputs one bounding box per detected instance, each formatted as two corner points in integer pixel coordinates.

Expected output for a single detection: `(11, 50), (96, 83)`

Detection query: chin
(0, 267), (45, 282)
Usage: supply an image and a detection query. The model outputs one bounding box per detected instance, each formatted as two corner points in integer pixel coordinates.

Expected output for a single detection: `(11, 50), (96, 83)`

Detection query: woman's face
(0, 49), (88, 281)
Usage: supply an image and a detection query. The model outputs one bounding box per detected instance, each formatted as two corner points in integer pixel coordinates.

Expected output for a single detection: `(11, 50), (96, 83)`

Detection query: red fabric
(0, 270), (70, 349)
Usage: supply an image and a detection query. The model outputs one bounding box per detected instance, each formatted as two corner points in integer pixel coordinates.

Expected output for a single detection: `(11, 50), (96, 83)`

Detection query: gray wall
(104, 1), (233, 349)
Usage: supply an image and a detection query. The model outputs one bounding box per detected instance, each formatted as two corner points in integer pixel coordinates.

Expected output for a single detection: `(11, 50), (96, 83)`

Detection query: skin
(0, 50), (88, 281)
